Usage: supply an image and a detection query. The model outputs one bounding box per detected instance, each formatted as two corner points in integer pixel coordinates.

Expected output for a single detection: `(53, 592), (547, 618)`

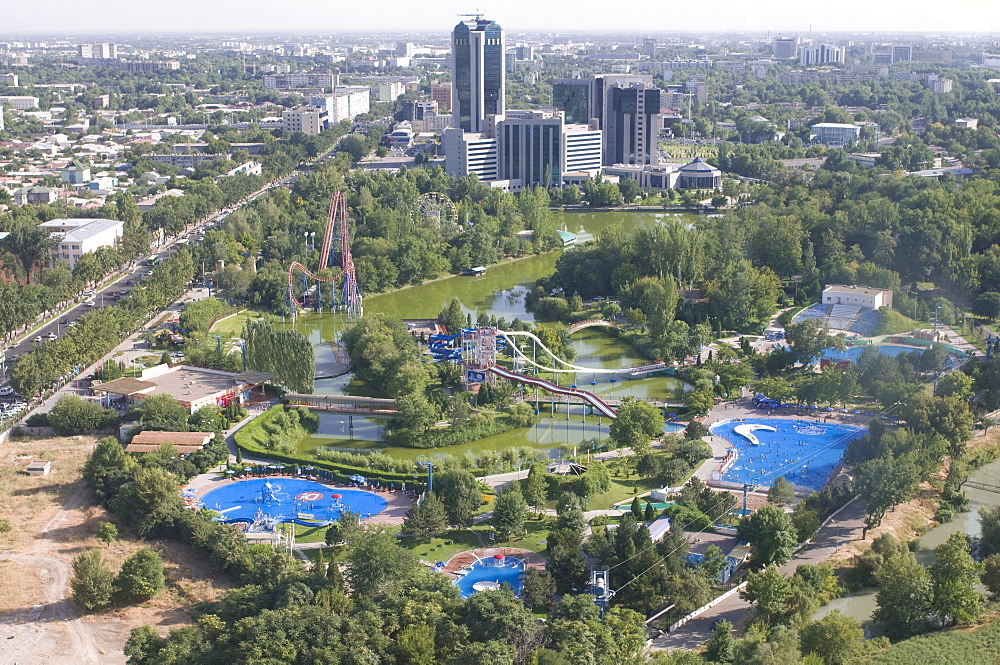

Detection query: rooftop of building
(679, 157), (720, 172)
(95, 365), (272, 402)
(823, 284), (892, 295)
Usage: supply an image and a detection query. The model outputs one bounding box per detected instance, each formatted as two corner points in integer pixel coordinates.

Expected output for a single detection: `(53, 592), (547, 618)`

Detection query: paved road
(648, 498), (867, 651)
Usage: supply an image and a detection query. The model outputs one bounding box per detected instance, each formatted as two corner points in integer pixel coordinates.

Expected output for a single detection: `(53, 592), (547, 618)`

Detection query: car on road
(119, 290), (128, 296)
(0, 386), (13, 396)
(45, 332), (57, 340)
(33, 336), (42, 343)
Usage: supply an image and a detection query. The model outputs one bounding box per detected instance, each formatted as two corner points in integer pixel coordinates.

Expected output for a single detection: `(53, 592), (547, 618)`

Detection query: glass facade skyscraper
(451, 17), (505, 133)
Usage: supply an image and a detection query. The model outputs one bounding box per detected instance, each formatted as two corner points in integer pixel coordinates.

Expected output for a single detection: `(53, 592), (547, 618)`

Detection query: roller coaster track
(318, 190), (347, 271)
(286, 261), (341, 308)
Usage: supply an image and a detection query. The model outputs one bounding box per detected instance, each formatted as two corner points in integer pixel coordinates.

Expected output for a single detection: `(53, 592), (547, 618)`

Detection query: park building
(822, 284), (893, 309)
(93, 364), (273, 414)
(602, 163), (680, 191)
(676, 157), (722, 190)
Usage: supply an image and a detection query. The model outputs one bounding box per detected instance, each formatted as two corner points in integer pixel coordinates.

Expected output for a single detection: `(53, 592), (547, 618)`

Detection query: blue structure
(453, 556), (526, 598)
(201, 478), (387, 524)
(710, 418), (866, 492)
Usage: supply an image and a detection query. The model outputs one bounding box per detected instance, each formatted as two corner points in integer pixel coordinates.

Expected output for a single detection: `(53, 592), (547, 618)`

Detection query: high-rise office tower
(552, 74), (660, 166)
(773, 37), (798, 59)
(642, 38), (657, 58)
(552, 79), (592, 124)
(451, 15), (505, 132)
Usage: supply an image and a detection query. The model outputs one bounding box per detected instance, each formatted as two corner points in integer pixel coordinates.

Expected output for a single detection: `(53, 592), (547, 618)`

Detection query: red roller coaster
(286, 189), (362, 320)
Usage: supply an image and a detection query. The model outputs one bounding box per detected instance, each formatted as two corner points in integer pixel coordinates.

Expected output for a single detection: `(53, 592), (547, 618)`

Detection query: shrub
(71, 549), (114, 611)
(114, 548), (166, 603)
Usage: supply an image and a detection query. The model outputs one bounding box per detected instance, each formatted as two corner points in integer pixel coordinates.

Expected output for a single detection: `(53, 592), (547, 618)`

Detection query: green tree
(853, 453), (920, 539)
(325, 509), (362, 547)
(395, 624), (437, 665)
(436, 469), (483, 527)
(110, 467), (185, 537)
(346, 529), (420, 598)
(703, 618), (735, 663)
(492, 485), (527, 540)
(873, 553), (931, 640)
(400, 493), (448, 543)
(521, 568), (556, 610)
(70, 548), (114, 611)
(48, 394), (114, 435)
(618, 177), (641, 204)
(464, 586), (535, 645)
(609, 397), (662, 454)
(438, 298), (465, 334)
(523, 464), (548, 517)
(785, 318), (844, 364)
(767, 476), (795, 506)
(981, 553), (1000, 596)
(929, 532), (984, 626)
(243, 319), (315, 394)
(799, 611), (865, 665)
(96, 521), (118, 547)
(84, 437), (139, 504)
(737, 505), (799, 567)
(741, 564), (792, 625)
(131, 394), (191, 432)
(114, 547), (165, 603)
(683, 389), (716, 417)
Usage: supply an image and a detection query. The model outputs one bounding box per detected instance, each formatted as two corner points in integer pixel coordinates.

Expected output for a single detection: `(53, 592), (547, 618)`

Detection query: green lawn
(870, 609), (1000, 665)
(211, 309), (264, 337)
(873, 309), (921, 336)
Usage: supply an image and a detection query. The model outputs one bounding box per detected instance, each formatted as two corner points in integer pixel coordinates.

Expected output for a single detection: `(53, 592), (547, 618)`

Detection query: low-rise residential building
(39, 217), (124, 269)
(810, 122), (861, 147)
(12, 185), (57, 205)
(61, 160), (91, 184)
(263, 72), (336, 90)
(0, 95), (39, 110)
(281, 107), (325, 136)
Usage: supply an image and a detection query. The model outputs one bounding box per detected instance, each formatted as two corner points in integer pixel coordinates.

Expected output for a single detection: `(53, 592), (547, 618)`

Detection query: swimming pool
(820, 344), (925, 362)
(200, 478), (387, 524)
(710, 418), (866, 492)
(453, 557), (526, 598)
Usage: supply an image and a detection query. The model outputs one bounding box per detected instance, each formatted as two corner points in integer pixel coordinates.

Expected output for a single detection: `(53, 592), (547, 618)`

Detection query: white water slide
(733, 423), (777, 446)
(497, 330), (624, 374)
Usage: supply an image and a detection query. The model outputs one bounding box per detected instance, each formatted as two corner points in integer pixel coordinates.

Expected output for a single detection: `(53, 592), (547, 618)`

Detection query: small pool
(453, 557), (526, 598)
(711, 418), (866, 492)
(820, 344), (925, 362)
(200, 478), (387, 524)
(663, 422), (686, 433)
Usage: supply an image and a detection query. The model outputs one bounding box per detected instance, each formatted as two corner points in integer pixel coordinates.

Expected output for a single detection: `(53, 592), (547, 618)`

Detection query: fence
(667, 581), (748, 632)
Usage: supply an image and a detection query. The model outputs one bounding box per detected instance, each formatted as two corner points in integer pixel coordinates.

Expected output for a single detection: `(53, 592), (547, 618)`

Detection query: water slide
(498, 330), (623, 374)
(488, 365), (617, 419)
(733, 423), (777, 446)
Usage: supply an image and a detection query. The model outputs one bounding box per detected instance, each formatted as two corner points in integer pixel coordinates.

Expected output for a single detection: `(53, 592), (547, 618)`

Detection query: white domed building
(677, 157), (722, 190)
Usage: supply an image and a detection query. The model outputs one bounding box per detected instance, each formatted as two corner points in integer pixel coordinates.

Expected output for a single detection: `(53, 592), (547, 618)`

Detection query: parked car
(0, 386), (13, 396)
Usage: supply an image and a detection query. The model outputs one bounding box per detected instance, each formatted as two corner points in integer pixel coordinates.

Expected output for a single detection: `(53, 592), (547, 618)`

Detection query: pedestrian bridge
(285, 393), (396, 413)
(566, 319), (623, 334)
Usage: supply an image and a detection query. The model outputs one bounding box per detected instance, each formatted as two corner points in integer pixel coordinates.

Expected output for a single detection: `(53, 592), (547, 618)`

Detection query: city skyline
(1, 0), (998, 35)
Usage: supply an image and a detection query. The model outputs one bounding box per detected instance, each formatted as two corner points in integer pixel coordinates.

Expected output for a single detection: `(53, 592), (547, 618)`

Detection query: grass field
(210, 309), (264, 337)
(869, 610), (1000, 665)
(659, 142), (718, 161)
(873, 309), (921, 336)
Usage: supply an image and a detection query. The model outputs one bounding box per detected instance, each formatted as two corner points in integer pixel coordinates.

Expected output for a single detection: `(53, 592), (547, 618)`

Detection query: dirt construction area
(0, 436), (229, 664)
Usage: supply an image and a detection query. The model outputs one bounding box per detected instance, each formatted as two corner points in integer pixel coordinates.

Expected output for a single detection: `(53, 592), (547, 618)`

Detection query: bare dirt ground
(0, 436), (230, 664)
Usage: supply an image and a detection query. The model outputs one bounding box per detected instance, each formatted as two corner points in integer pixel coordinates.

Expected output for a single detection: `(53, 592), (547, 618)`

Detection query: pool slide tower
(285, 189), (362, 323)
(432, 327), (618, 419)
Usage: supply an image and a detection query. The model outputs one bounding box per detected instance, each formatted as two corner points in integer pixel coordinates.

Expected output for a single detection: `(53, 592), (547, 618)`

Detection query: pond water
(810, 453), (1000, 632)
(284, 210), (698, 459)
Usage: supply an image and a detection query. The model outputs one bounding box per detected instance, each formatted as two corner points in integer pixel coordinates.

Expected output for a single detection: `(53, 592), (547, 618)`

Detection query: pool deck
(181, 470), (413, 526)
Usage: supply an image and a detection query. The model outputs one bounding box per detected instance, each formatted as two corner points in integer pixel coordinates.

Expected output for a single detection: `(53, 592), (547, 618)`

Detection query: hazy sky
(2, 0), (998, 35)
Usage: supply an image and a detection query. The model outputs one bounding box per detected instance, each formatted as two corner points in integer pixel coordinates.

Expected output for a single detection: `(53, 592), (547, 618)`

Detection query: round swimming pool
(200, 478), (387, 524)
(711, 418), (866, 492)
(453, 557), (526, 598)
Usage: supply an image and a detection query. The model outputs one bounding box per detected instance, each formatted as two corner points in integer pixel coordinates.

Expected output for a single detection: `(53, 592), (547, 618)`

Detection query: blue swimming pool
(710, 418), (866, 491)
(820, 344), (925, 362)
(200, 478), (387, 524)
(453, 557), (526, 598)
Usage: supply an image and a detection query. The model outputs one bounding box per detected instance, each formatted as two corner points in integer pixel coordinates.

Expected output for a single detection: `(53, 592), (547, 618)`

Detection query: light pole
(416, 456), (433, 492)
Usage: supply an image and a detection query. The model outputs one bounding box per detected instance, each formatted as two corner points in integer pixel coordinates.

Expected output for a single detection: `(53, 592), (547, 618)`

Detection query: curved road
(649, 498), (867, 651)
